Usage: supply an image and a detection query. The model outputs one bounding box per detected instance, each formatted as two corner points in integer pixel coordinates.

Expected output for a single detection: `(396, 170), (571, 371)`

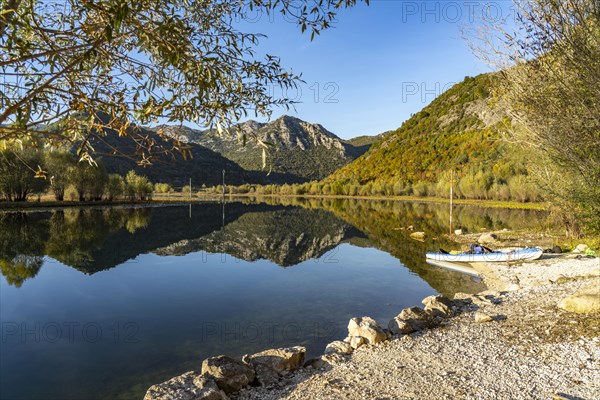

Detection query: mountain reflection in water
(0, 200), (548, 295)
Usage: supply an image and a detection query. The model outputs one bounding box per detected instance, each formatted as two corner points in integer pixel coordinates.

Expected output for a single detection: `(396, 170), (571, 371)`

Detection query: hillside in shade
(89, 126), (305, 187)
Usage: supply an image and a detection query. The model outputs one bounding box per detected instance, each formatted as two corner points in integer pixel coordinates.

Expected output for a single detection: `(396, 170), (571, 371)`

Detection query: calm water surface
(0, 200), (548, 399)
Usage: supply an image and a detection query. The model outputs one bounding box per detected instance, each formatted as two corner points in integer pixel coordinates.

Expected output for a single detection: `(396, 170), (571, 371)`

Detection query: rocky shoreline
(145, 255), (599, 400)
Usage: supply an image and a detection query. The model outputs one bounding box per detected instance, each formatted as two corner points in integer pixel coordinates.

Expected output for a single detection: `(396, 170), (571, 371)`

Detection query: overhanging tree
(0, 0), (366, 164)
(468, 0), (600, 233)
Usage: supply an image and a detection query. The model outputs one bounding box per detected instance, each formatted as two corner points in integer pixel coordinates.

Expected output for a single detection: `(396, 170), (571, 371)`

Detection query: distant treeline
(206, 169), (542, 203)
(0, 148), (155, 202)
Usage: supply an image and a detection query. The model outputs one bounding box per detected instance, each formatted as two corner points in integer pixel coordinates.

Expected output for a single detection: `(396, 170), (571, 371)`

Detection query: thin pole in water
(449, 170), (453, 238)
(222, 169), (225, 198)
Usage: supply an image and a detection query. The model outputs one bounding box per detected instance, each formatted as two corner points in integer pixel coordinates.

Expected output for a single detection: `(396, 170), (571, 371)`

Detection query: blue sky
(232, 1), (513, 139)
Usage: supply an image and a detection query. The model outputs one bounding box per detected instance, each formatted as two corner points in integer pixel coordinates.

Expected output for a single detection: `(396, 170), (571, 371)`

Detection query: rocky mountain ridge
(151, 116), (376, 182)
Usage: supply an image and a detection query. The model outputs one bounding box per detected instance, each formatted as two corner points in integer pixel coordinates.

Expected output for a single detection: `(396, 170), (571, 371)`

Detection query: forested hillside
(323, 74), (537, 201)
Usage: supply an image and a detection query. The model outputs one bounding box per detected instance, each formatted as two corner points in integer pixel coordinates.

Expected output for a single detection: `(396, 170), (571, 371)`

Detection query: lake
(0, 199), (549, 399)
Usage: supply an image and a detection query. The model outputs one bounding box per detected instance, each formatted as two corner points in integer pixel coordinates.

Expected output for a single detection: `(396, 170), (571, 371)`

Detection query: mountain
(153, 116), (371, 182)
(90, 126), (300, 187)
(325, 73), (517, 187)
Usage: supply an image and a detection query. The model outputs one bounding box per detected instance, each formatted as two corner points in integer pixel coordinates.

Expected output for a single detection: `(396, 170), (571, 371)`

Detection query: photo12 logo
(199, 321), (341, 345)
(401, 81), (457, 103)
(267, 81), (340, 104)
(400, 1), (514, 24)
(1, 321), (140, 344)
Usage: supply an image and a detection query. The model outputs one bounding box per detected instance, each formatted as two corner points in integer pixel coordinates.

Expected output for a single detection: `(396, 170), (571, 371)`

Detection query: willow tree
(469, 0), (600, 233)
(0, 0), (365, 164)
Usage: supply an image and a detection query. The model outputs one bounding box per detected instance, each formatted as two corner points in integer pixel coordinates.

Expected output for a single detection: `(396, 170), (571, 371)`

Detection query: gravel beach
(231, 256), (600, 400)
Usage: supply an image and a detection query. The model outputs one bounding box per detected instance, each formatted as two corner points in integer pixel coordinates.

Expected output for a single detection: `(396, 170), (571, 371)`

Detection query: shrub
(412, 181), (428, 197)
(393, 181), (405, 196)
(69, 160), (108, 201)
(106, 174), (125, 201)
(154, 183), (173, 194)
(45, 151), (76, 201)
(331, 182), (344, 195)
(294, 185), (307, 195)
(0, 149), (49, 201)
(125, 171), (153, 201)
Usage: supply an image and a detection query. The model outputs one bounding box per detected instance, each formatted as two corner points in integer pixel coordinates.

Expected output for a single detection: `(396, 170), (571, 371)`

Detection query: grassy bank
(189, 192), (549, 211)
(1, 192), (548, 212)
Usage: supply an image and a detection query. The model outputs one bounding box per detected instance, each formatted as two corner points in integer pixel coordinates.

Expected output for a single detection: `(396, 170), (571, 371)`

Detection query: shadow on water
(0, 200), (552, 399)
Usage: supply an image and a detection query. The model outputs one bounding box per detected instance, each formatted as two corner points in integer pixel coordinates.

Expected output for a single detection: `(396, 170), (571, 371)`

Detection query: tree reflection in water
(0, 200), (552, 295)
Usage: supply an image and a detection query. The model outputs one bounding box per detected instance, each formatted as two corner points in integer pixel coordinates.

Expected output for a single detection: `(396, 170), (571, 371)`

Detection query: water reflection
(0, 200), (551, 400)
(0, 200), (549, 294)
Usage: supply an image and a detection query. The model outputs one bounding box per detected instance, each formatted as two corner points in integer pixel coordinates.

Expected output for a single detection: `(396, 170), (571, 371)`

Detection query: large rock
(558, 285), (600, 313)
(396, 307), (434, 331)
(347, 316), (387, 344)
(324, 340), (353, 355)
(144, 372), (227, 400)
(252, 364), (280, 387)
(572, 243), (589, 253)
(243, 346), (306, 375)
(478, 233), (498, 244)
(388, 317), (415, 335)
(201, 355), (255, 394)
(422, 295), (454, 318)
(345, 335), (366, 350)
(303, 357), (329, 370)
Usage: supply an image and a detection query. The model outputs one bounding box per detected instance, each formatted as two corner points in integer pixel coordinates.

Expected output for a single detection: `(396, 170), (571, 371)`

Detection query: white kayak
(426, 247), (543, 263)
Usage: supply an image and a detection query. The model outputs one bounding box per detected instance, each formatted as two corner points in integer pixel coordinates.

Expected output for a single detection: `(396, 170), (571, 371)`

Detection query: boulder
(346, 336), (366, 350)
(144, 371), (227, 400)
(396, 307), (432, 331)
(452, 293), (476, 310)
(303, 357), (329, 370)
(252, 364), (280, 387)
(347, 317), (387, 344)
(242, 346), (306, 375)
(422, 295), (454, 318)
(474, 312), (493, 323)
(572, 244), (589, 253)
(558, 285), (600, 313)
(454, 229), (463, 235)
(478, 233), (498, 244)
(324, 340), (353, 355)
(201, 355), (255, 394)
(388, 317), (415, 335)
(552, 245), (562, 254)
